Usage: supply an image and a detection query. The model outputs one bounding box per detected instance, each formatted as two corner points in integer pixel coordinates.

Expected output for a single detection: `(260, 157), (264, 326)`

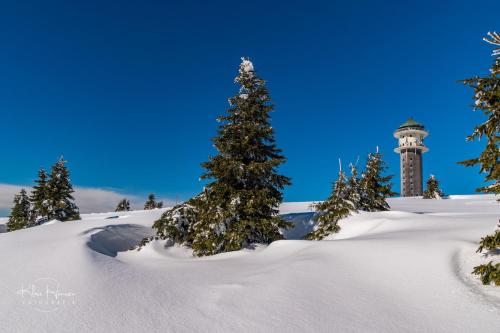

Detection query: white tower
(394, 118), (429, 197)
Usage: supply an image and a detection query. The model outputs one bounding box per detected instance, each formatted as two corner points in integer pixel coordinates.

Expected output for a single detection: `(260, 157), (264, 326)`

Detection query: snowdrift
(0, 196), (498, 332)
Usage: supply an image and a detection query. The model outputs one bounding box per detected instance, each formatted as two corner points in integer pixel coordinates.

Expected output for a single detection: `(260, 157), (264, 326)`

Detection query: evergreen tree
(458, 31), (499, 195)
(473, 221), (500, 285)
(359, 149), (396, 211)
(346, 161), (362, 209)
(462, 32), (500, 286)
(423, 175), (445, 199)
(6, 189), (31, 231)
(150, 196), (201, 246)
(144, 193), (163, 210)
(46, 157), (80, 221)
(306, 168), (355, 240)
(30, 168), (50, 224)
(150, 58), (291, 256)
(115, 198), (131, 212)
(137, 193), (204, 251)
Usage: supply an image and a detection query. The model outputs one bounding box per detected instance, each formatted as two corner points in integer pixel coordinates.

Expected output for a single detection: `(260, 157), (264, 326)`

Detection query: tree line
(7, 157), (80, 231)
(6, 158), (165, 231)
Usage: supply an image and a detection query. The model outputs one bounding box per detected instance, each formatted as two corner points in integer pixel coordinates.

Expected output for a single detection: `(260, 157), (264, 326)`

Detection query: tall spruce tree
(148, 58), (291, 256)
(144, 194), (163, 210)
(423, 175), (445, 199)
(460, 32), (500, 286)
(6, 189), (31, 231)
(115, 199), (131, 212)
(459, 31), (499, 195)
(306, 167), (355, 240)
(153, 58), (290, 256)
(359, 149), (396, 211)
(30, 168), (50, 224)
(46, 157), (80, 221)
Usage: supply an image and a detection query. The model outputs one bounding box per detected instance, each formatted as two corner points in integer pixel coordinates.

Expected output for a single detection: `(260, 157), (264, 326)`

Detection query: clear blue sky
(1, 0), (498, 202)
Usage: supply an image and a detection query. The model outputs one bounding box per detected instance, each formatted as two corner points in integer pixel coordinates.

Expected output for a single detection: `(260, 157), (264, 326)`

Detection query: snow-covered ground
(0, 195), (498, 332)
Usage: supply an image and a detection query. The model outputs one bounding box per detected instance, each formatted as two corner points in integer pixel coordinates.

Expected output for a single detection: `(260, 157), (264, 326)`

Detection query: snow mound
(41, 219), (62, 225)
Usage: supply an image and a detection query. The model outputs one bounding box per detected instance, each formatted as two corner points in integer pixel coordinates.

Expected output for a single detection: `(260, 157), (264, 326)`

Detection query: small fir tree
(115, 199), (131, 212)
(46, 157), (80, 221)
(460, 32), (500, 286)
(6, 189), (31, 231)
(30, 168), (50, 224)
(306, 167), (355, 240)
(359, 149), (396, 211)
(423, 175), (445, 199)
(144, 193), (163, 210)
(346, 161), (362, 209)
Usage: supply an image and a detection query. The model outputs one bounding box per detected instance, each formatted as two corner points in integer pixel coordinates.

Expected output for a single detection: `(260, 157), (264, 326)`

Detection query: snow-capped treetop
(240, 57), (254, 73)
(423, 174), (444, 199)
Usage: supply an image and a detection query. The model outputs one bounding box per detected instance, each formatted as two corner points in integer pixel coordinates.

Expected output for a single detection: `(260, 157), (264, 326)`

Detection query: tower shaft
(399, 148), (423, 197)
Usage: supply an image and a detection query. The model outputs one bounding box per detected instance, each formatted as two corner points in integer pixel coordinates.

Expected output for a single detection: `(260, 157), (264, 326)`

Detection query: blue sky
(0, 0), (498, 211)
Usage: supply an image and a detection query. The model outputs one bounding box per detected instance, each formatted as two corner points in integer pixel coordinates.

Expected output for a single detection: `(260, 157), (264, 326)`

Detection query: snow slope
(0, 196), (498, 332)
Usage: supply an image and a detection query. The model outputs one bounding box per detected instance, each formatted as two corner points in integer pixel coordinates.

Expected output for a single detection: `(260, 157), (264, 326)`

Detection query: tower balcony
(394, 143), (429, 153)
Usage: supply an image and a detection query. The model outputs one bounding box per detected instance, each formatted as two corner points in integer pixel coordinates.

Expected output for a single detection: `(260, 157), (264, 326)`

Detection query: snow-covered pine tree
(6, 189), (31, 231)
(188, 57), (291, 256)
(359, 149), (396, 211)
(46, 157), (80, 221)
(459, 31), (499, 195)
(422, 175), (445, 199)
(473, 220), (500, 285)
(138, 193), (206, 251)
(461, 32), (500, 286)
(144, 193), (163, 210)
(30, 168), (50, 224)
(346, 161), (362, 209)
(153, 196), (202, 244)
(306, 167), (355, 240)
(115, 199), (131, 212)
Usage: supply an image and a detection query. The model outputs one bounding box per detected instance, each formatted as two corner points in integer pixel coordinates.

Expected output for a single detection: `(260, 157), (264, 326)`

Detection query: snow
(240, 57), (254, 73)
(40, 219), (61, 226)
(0, 196), (499, 332)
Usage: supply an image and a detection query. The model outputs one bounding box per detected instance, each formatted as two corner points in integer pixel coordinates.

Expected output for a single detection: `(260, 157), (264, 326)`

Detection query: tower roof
(398, 117), (424, 129)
